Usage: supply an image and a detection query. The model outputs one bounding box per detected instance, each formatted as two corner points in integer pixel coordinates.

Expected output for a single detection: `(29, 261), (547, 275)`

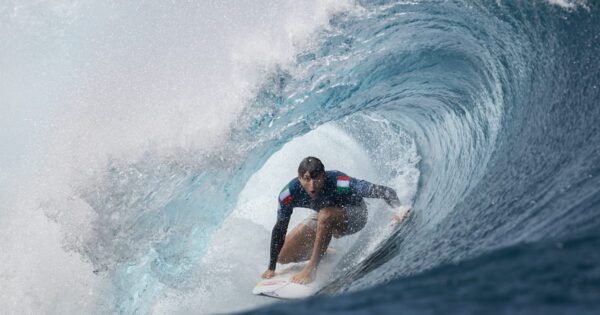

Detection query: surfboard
(252, 263), (321, 299)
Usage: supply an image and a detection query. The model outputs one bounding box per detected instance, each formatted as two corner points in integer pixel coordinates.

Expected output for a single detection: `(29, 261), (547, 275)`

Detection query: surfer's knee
(277, 242), (298, 264)
(277, 255), (292, 264)
(317, 208), (343, 227)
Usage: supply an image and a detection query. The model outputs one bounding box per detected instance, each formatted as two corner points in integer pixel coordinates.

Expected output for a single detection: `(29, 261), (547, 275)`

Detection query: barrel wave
(245, 1), (600, 314)
(2, 0), (599, 314)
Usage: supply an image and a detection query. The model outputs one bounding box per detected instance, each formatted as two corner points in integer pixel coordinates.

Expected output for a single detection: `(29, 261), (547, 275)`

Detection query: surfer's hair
(298, 156), (325, 178)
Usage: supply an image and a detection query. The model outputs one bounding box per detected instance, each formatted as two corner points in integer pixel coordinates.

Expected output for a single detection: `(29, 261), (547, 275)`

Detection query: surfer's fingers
(391, 207), (412, 223)
(261, 270), (275, 279)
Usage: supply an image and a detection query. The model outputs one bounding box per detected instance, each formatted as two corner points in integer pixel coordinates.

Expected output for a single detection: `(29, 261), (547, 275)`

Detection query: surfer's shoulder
(326, 170), (349, 181)
(280, 177), (301, 195)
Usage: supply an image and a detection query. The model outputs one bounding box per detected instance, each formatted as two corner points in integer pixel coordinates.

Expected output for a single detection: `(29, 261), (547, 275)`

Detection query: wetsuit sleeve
(351, 178), (401, 207)
(268, 217), (290, 270)
(268, 184), (295, 270)
(276, 184), (294, 221)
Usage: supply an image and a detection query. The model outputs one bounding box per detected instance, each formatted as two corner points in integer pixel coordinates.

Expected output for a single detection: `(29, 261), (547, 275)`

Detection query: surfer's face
(299, 171), (325, 199)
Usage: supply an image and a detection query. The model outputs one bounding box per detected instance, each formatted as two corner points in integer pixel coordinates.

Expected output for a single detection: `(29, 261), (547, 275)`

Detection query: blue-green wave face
(2, 0), (599, 314)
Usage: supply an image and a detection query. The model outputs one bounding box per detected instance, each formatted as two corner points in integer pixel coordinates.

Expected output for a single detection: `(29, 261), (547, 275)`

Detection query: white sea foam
(1, 1), (355, 313)
(546, 0), (589, 10)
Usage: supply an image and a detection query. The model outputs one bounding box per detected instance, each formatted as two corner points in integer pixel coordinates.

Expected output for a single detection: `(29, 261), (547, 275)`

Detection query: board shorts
(301, 201), (368, 237)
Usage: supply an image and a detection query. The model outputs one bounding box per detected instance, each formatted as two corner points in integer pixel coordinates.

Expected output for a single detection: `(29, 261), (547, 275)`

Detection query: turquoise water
(2, 0), (599, 314)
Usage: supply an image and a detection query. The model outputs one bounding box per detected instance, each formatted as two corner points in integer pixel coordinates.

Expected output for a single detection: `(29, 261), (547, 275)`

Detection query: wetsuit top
(268, 170), (400, 270)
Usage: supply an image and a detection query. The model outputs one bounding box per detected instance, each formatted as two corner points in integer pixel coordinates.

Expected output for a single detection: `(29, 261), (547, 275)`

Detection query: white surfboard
(253, 251), (337, 300)
(252, 263), (320, 299)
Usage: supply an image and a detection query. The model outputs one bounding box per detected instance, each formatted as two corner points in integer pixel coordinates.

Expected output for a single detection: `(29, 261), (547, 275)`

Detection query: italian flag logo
(337, 175), (350, 193)
(279, 185), (293, 205)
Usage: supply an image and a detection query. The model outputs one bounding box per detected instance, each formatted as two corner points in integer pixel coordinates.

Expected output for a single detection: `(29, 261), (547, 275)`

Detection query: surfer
(261, 156), (411, 284)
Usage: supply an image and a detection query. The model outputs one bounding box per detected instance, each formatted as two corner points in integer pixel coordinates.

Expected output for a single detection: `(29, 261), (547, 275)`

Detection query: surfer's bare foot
(326, 248), (336, 256)
(290, 267), (315, 284)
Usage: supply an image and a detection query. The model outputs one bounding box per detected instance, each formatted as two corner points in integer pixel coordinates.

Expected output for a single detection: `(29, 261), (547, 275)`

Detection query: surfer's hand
(261, 269), (275, 279)
(391, 206), (411, 224)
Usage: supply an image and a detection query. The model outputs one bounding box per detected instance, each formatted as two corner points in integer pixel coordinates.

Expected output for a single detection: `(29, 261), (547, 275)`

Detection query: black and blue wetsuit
(268, 170), (400, 270)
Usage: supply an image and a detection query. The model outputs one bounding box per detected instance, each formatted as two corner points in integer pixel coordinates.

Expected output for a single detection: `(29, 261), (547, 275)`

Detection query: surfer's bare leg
(291, 207), (347, 284)
(277, 223), (316, 264)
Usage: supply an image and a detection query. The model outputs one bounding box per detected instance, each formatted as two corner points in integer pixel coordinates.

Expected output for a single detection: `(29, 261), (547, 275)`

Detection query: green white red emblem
(337, 175), (350, 193)
(279, 185), (293, 205)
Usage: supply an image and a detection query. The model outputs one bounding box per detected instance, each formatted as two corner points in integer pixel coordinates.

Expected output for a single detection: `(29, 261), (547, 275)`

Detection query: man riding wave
(261, 156), (411, 284)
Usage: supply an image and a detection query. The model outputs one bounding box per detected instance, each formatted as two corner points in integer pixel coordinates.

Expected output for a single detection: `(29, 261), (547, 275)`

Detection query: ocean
(1, 0), (599, 314)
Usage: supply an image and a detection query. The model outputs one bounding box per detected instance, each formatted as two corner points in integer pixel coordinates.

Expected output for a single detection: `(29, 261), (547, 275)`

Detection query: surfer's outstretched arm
(269, 218), (290, 269)
(262, 218), (290, 279)
(353, 179), (401, 206)
(263, 184), (296, 279)
(352, 178), (412, 223)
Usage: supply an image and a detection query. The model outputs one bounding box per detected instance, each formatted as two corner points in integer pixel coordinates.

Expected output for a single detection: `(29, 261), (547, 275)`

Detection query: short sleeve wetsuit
(268, 170), (400, 271)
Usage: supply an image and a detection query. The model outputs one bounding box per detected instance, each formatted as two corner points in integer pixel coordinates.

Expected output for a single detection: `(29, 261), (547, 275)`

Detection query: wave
(2, 0), (599, 314)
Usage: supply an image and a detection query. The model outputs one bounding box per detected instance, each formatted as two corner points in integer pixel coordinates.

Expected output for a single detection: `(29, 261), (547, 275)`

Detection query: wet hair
(298, 156), (325, 178)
